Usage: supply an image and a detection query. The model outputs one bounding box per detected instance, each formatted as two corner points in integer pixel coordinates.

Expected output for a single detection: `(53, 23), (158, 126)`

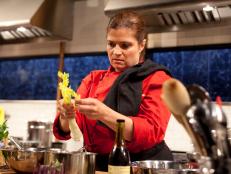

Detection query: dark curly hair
(107, 11), (147, 59)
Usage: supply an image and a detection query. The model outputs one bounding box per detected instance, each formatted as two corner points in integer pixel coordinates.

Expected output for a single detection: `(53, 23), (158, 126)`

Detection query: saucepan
(131, 160), (200, 174)
(27, 121), (53, 148)
(43, 148), (96, 174)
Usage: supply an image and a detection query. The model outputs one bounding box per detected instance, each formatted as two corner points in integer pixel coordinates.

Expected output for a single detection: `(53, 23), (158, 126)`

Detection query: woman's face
(106, 28), (146, 72)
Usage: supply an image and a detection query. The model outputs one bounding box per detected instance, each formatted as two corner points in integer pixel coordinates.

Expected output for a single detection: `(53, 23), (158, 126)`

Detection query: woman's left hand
(76, 98), (134, 141)
(75, 98), (110, 120)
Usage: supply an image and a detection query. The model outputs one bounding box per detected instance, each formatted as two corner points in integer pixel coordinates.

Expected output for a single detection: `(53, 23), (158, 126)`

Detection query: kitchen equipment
(197, 156), (214, 174)
(186, 102), (216, 158)
(161, 78), (191, 117)
(213, 96), (227, 127)
(162, 79), (231, 174)
(104, 0), (231, 37)
(162, 79), (207, 156)
(187, 85), (231, 158)
(0, 0), (74, 44)
(131, 160), (200, 174)
(186, 85), (231, 173)
(27, 121), (52, 148)
(186, 85), (211, 105)
(1, 147), (96, 174)
(44, 148), (96, 174)
(8, 136), (22, 150)
(19, 140), (39, 148)
(0, 147), (46, 173)
(51, 141), (66, 150)
(228, 128), (231, 146)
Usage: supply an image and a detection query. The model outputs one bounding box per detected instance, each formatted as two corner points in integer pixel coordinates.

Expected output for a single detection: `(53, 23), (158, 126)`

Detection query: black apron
(96, 140), (173, 171)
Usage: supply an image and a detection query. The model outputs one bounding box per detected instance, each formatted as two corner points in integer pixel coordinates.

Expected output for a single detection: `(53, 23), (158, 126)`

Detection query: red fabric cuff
(53, 116), (71, 140)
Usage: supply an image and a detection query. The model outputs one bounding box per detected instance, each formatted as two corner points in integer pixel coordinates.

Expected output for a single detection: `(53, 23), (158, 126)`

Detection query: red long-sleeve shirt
(53, 66), (171, 154)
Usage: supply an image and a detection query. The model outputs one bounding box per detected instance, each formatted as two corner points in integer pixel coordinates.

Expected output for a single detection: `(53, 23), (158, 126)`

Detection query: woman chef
(53, 11), (173, 171)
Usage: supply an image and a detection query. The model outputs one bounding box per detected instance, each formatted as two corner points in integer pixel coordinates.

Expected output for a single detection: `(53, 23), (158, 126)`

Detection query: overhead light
(203, 5), (214, 12)
(1, 31), (14, 40)
(16, 27), (27, 32)
(16, 27), (33, 38)
(171, 26), (179, 32)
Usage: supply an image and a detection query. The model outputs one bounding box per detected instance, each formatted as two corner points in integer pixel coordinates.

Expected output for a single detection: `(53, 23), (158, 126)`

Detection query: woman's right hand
(57, 99), (76, 132)
(57, 99), (76, 120)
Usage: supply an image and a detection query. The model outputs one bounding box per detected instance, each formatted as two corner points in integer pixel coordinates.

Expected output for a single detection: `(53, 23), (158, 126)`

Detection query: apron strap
(130, 140), (173, 161)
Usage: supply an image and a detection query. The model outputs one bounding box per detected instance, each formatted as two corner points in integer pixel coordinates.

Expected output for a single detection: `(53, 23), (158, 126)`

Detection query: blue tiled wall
(0, 55), (109, 100)
(151, 48), (231, 101)
(0, 57), (59, 99)
(0, 48), (230, 101)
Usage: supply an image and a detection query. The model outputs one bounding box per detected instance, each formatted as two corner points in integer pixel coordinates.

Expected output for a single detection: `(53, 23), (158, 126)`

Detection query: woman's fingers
(75, 98), (95, 105)
(75, 98), (98, 113)
(77, 104), (96, 113)
(58, 99), (76, 119)
(75, 98), (108, 119)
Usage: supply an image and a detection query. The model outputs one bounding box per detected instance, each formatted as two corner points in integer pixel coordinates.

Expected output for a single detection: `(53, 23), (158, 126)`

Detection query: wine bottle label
(108, 165), (130, 174)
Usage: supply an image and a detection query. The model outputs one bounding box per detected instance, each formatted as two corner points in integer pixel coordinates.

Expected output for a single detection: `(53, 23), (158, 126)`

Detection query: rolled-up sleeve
(53, 73), (92, 140)
(126, 71), (171, 153)
(53, 115), (71, 140)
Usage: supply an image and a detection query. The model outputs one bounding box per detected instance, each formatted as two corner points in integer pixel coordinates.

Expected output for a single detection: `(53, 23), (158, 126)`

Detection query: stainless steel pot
(27, 121), (52, 148)
(43, 149), (96, 174)
(131, 160), (200, 174)
(1, 147), (96, 174)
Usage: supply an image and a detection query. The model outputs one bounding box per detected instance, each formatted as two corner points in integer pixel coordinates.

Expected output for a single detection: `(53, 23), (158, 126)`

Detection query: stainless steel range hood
(0, 0), (74, 44)
(104, 0), (231, 33)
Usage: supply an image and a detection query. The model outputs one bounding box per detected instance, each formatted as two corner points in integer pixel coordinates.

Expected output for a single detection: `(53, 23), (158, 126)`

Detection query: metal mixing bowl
(1, 147), (96, 174)
(1, 147), (46, 173)
(131, 160), (200, 174)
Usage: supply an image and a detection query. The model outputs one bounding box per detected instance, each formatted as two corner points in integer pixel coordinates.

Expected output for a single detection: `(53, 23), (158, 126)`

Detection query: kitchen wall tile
(209, 48), (231, 70)
(64, 55), (109, 88)
(209, 70), (230, 101)
(181, 51), (209, 89)
(181, 50), (209, 70)
(0, 57), (58, 100)
(182, 69), (209, 91)
(151, 51), (183, 80)
(0, 48), (231, 101)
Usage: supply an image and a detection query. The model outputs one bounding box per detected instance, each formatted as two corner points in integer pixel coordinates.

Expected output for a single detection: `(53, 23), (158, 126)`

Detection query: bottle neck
(115, 121), (125, 147)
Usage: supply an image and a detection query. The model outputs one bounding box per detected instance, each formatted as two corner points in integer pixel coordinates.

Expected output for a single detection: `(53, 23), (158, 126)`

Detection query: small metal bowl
(132, 160), (180, 174)
(131, 160), (199, 174)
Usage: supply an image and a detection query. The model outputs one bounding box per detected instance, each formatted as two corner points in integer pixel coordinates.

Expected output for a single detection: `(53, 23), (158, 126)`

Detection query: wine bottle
(108, 119), (131, 174)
